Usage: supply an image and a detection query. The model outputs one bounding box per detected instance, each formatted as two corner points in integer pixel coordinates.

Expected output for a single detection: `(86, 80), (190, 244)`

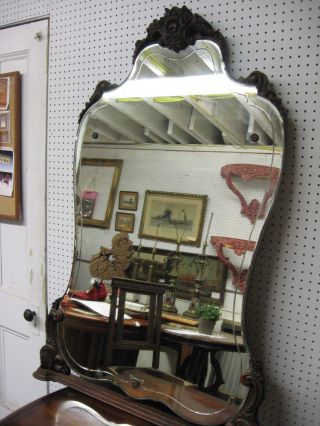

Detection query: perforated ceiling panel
(1, 0), (319, 424)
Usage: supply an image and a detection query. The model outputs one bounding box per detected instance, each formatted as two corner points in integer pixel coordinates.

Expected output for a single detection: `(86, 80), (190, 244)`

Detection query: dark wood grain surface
(0, 387), (186, 426)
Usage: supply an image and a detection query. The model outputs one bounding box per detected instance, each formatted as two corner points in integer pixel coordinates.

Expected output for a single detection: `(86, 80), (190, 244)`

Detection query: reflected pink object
(211, 236), (256, 293)
(221, 164), (280, 223)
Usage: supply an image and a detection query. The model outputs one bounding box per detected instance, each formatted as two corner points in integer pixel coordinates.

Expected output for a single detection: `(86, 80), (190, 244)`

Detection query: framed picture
(139, 191), (208, 247)
(115, 212), (135, 233)
(0, 77), (9, 110)
(128, 245), (228, 305)
(0, 72), (21, 221)
(119, 191), (138, 211)
(78, 158), (123, 228)
(0, 112), (9, 130)
(0, 149), (14, 197)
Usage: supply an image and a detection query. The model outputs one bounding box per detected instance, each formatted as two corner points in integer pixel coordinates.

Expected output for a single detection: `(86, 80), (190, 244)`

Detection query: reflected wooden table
(160, 324), (245, 393)
(62, 306), (198, 370)
(62, 307), (148, 369)
(62, 306), (244, 394)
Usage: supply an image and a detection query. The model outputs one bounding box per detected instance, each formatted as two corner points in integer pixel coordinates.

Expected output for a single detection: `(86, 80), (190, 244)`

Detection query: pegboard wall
(0, 1), (319, 425)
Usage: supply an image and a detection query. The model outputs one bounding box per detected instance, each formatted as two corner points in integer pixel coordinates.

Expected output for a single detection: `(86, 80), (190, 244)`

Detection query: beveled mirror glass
(41, 7), (284, 425)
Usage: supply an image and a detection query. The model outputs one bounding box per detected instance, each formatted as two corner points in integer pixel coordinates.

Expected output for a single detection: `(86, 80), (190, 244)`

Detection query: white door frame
(0, 19), (49, 418)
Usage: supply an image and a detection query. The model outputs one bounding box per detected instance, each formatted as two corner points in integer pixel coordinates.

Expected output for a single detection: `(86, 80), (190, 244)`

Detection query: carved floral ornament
(133, 5), (227, 60)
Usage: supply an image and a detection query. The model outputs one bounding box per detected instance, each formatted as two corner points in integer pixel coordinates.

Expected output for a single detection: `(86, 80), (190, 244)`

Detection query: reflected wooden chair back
(105, 277), (169, 369)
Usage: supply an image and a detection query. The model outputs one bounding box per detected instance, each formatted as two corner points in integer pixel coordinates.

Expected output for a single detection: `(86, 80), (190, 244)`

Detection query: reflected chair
(105, 277), (169, 369)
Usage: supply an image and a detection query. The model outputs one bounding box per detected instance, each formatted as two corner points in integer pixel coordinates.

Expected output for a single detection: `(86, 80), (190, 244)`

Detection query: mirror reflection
(59, 40), (284, 423)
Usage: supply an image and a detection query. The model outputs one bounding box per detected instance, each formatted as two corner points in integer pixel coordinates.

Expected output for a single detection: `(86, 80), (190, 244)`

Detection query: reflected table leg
(178, 347), (208, 388)
(204, 350), (225, 393)
(177, 347), (225, 392)
(87, 333), (104, 369)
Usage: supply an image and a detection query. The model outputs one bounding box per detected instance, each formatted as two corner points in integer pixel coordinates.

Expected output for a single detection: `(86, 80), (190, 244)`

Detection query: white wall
(1, 1), (319, 424)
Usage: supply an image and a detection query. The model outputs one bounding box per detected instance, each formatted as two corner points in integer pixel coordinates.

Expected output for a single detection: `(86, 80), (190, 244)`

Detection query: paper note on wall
(0, 148), (14, 197)
(0, 77), (9, 110)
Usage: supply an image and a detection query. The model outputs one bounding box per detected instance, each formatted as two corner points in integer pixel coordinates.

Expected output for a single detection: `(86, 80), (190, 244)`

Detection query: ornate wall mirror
(35, 6), (284, 425)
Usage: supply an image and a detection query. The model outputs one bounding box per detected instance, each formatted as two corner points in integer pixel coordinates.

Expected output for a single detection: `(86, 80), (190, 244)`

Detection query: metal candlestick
(147, 246), (157, 281)
(183, 254), (206, 318)
(147, 225), (160, 282)
(132, 240), (142, 280)
(132, 259), (139, 280)
(162, 249), (180, 313)
(183, 213), (213, 318)
(131, 240), (143, 302)
(147, 262), (154, 282)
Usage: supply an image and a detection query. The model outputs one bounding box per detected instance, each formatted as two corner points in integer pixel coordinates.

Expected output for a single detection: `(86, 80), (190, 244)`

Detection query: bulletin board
(0, 72), (21, 220)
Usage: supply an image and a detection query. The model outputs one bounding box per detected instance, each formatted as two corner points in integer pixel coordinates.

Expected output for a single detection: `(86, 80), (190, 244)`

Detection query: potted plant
(196, 303), (222, 335)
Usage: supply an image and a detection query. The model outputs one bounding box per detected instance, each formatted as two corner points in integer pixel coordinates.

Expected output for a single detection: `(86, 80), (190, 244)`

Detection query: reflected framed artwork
(128, 245), (227, 305)
(78, 158), (123, 228)
(115, 212), (135, 233)
(139, 190), (207, 246)
(119, 191), (138, 211)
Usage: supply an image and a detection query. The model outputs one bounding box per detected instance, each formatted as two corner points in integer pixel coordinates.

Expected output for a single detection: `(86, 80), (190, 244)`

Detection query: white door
(0, 20), (48, 419)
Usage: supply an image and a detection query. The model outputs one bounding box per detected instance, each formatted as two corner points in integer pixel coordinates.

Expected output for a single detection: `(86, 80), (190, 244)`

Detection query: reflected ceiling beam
(109, 99), (176, 144)
(187, 97), (248, 145)
(247, 115), (272, 146)
(144, 98), (208, 144)
(235, 95), (274, 142)
(167, 120), (199, 144)
(84, 120), (121, 144)
(250, 96), (284, 147)
(144, 128), (168, 144)
(94, 107), (147, 144)
(133, 53), (275, 146)
(188, 108), (223, 145)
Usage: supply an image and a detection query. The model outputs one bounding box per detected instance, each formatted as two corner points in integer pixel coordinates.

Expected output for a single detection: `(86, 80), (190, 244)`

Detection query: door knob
(23, 309), (36, 322)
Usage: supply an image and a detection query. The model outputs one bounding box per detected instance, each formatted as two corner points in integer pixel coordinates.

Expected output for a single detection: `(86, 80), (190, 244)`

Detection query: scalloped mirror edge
(34, 6), (285, 426)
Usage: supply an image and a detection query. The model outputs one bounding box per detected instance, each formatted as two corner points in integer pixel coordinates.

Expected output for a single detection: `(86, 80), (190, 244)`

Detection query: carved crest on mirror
(34, 6), (285, 426)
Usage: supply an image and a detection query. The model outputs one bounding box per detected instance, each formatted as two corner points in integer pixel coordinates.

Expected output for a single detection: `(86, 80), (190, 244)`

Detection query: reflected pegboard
(1, 0), (319, 423)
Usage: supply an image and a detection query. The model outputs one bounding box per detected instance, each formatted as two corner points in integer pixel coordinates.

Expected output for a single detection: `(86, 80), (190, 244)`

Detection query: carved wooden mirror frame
(34, 6), (285, 425)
